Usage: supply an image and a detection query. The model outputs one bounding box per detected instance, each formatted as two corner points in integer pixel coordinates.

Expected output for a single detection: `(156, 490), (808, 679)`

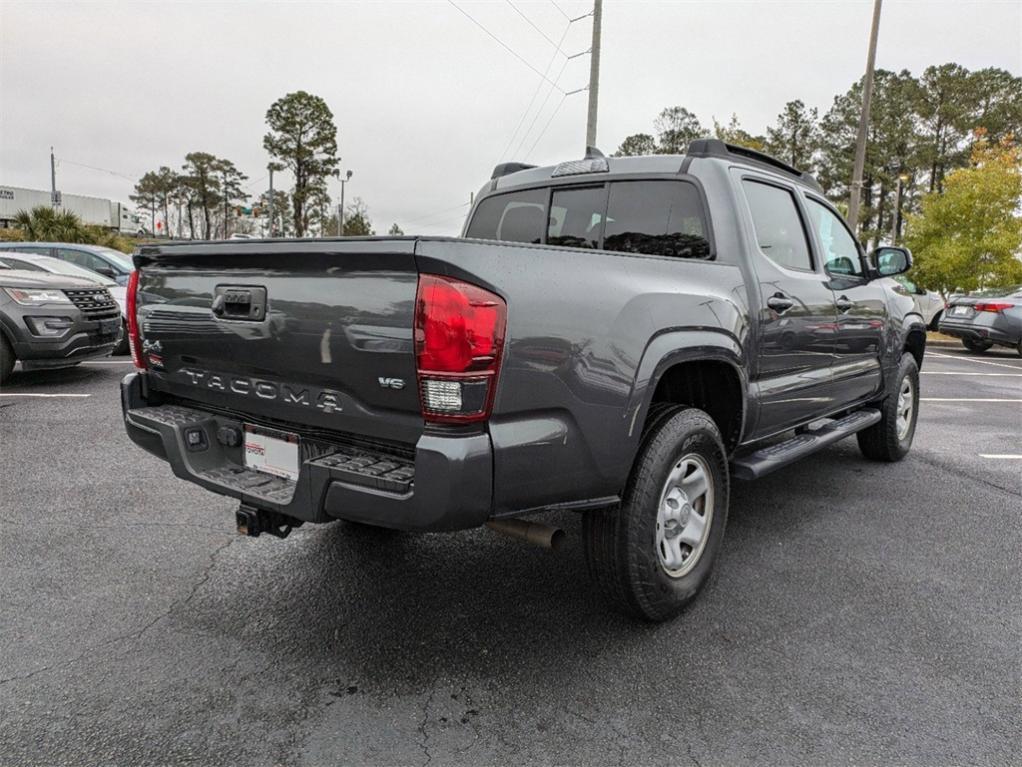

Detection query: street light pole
(891, 174), (908, 244)
(847, 0), (883, 234)
(585, 0), (602, 150)
(338, 169), (353, 236)
(50, 147), (58, 209)
(267, 165), (275, 237)
(222, 168), (229, 239)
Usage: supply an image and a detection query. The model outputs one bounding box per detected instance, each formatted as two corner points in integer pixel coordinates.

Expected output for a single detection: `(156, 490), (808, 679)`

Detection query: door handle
(835, 296), (855, 312)
(767, 294), (795, 313)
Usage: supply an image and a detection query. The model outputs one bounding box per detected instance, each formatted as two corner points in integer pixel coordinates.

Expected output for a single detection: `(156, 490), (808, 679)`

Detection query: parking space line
(921, 398), (1022, 403)
(921, 371), (1022, 376)
(927, 351), (1022, 370)
(0, 393), (92, 398)
(81, 360), (135, 365)
(979, 454), (1022, 460)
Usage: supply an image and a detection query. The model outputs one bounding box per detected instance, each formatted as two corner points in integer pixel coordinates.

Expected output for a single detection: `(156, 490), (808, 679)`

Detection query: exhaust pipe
(486, 519), (565, 551)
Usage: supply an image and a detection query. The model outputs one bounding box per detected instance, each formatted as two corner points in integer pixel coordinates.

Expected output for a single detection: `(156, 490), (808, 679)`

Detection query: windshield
(972, 285), (1022, 298)
(91, 248), (133, 271)
(43, 258), (117, 285)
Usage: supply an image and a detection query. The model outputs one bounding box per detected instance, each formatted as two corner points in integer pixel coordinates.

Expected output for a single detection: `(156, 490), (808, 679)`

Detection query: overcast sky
(2, 1), (1020, 235)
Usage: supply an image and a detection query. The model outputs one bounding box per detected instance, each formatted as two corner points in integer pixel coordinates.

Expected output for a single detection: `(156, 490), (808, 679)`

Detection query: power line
(402, 201), (472, 226)
(447, 0), (564, 93)
(549, 0), (571, 20)
(498, 20), (573, 162)
(57, 158), (137, 182)
(506, 0), (561, 50)
(512, 54), (572, 158)
(526, 94), (570, 160)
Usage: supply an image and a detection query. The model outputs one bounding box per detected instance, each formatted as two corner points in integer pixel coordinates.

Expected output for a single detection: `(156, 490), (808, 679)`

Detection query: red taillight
(126, 269), (146, 369)
(974, 302), (1014, 313)
(414, 274), (506, 423)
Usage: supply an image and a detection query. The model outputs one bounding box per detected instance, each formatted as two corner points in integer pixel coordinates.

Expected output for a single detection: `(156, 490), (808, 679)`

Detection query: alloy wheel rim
(654, 453), (714, 578)
(896, 375), (915, 441)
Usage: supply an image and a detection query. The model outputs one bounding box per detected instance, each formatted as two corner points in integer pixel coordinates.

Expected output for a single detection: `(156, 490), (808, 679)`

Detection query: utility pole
(50, 147), (58, 209)
(338, 170), (352, 236)
(847, 0), (883, 234)
(584, 0), (602, 150)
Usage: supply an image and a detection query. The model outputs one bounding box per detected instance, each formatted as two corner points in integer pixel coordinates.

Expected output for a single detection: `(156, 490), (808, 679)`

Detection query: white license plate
(243, 425), (300, 481)
(951, 305), (971, 316)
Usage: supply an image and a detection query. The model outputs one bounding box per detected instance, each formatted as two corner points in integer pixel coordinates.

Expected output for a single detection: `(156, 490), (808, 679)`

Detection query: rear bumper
(120, 372), (493, 531)
(938, 319), (1020, 346)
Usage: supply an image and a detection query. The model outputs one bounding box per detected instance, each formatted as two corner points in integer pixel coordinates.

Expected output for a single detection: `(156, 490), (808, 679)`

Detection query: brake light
(414, 274), (506, 423)
(974, 302), (1014, 313)
(126, 269), (146, 369)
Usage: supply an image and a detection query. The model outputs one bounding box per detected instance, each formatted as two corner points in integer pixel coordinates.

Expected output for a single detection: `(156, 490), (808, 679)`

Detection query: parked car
(120, 140), (925, 621)
(0, 242), (134, 286)
(939, 285), (1022, 356)
(889, 274), (945, 330)
(0, 269), (121, 383)
(0, 251), (129, 354)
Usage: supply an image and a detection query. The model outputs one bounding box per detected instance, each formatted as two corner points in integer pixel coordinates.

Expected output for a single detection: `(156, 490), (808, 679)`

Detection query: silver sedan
(939, 285), (1022, 356)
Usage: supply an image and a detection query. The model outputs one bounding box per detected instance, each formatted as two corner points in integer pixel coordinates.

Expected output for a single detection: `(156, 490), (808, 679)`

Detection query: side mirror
(873, 246), (912, 277)
(827, 256), (857, 276)
(95, 266), (117, 279)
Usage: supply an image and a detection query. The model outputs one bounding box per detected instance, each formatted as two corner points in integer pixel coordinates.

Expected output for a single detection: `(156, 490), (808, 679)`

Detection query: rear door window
(465, 188), (546, 244)
(604, 181), (711, 259)
(547, 186), (606, 249)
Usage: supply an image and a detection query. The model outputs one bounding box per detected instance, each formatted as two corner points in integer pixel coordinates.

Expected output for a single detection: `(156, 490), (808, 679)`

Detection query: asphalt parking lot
(1, 345), (1020, 767)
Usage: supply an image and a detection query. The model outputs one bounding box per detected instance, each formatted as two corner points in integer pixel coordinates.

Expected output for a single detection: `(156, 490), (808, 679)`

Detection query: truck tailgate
(134, 240), (423, 446)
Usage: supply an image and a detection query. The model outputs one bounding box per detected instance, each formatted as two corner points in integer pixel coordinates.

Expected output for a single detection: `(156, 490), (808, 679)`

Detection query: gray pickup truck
(121, 140), (925, 621)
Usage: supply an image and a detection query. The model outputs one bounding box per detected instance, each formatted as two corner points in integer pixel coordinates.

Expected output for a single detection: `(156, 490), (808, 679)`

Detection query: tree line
(615, 63), (1022, 250)
(131, 91), (384, 240)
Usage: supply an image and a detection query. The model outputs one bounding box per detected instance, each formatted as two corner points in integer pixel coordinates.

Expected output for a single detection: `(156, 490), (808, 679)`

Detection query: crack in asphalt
(916, 451), (1021, 498)
(417, 686), (436, 766)
(0, 537), (236, 687)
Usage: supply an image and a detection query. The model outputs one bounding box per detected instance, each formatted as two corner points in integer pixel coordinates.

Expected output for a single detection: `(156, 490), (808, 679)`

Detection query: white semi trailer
(0, 186), (147, 235)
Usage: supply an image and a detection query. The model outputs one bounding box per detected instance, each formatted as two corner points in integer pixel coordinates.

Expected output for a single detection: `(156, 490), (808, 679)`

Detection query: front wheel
(857, 352), (920, 462)
(963, 338), (992, 353)
(584, 407), (729, 622)
(0, 334), (15, 384)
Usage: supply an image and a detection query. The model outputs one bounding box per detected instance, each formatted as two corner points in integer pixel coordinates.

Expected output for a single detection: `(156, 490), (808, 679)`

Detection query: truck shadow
(190, 440), (891, 694)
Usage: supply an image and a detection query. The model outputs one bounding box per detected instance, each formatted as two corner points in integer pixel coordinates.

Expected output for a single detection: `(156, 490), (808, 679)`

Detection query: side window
(58, 249), (106, 273)
(604, 181), (711, 259)
(465, 188), (546, 244)
(0, 258), (42, 271)
(547, 186), (606, 249)
(741, 180), (813, 271)
(5, 246), (51, 256)
(805, 198), (864, 277)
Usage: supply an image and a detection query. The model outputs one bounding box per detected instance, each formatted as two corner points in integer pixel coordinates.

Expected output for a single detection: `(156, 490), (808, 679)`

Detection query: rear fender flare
(626, 328), (748, 446)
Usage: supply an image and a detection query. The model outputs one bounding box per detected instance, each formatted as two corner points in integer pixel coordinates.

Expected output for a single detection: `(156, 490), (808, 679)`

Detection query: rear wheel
(963, 338), (992, 353)
(0, 334), (14, 384)
(928, 310), (943, 331)
(584, 407), (729, 622)
(857, 352), (919, 462)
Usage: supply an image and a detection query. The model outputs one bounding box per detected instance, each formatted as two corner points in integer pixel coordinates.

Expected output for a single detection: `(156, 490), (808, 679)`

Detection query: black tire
(857, 352), (919, 462)
(584, 407), (729, 622)
(113, 320), (130, 355)
(963, 338), (992, 353)
(1016, 340), (1022, 358)
(0, 334), (14, 384)
(928, 310), (942, 332)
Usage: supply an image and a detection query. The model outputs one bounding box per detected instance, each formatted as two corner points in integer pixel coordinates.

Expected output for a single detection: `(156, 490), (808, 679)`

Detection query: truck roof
(488, 138), (823, 194)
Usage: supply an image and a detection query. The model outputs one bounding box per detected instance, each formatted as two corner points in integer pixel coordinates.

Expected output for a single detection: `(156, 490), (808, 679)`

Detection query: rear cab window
(466, 179), (712, 259)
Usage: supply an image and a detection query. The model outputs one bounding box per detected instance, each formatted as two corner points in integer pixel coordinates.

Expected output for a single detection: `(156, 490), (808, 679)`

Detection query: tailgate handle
(212, 286), (267, 321)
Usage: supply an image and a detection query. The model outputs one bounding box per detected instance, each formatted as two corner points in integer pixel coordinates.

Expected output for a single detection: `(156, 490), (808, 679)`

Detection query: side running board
(731, 409), (882, 480)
